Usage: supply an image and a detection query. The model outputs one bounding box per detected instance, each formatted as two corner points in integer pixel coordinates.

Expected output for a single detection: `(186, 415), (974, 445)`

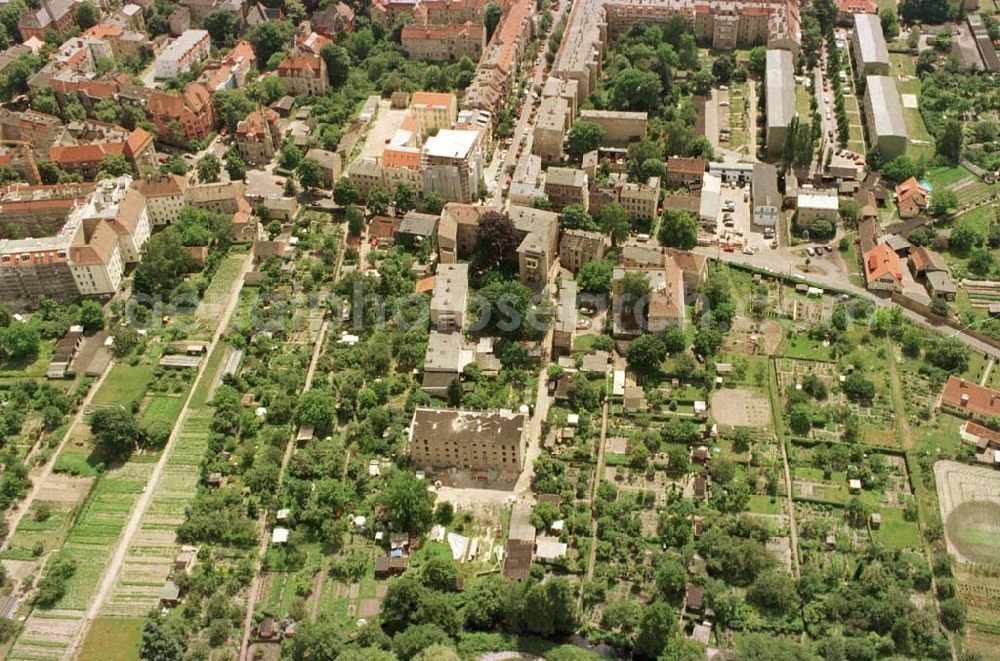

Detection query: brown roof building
(941, 376), (1000, 420)
(409, 407), (528, 472)
(665, 157), (707, 188)
(236, 107), (281, 165)
(276, 51), (329, 96)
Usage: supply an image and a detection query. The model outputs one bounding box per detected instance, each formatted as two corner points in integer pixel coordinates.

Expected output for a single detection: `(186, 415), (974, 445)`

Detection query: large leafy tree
(659, 209), (698, 249)
(598, 202), (630, 246)
(381, 471), (434, 534)
(203, 10), (242, 45)
(133, 231), (193, 298)
(577, 260), (614, 295)
(627, 333), (667, 377)
(319, 43), (351, 87)
(566, 120), (605, 157)
(297, 158), (324, 190)
(634, 601), (677, 659)
(248, 20), (294, 67)
(484, 2), (503, 41)
(936, 119), (963, 165)
(475, 211), (519, 269)
(196, 155), (220, 183)
(89, 407), (144, 458)
(611, 68), (662, 113)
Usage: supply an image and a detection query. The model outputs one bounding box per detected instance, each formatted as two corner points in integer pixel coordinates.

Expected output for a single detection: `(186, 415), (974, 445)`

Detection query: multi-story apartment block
(422, 0), (499, 24)
(276, 51), (329, 96)
(18, 0), (79, 41)
(555, 0), (799, 114)
(0, 176), (149, 305)
(851, 13), (890, 76)
(348, 158), (385, 198)
(410, 92), (458, 134)
(135, 174), (189, 225)
(553, 279), (577, 354)
(578, 109), (647, 146)
(187, 181), (245, 215)
(765, 48), (796, 158)
(751, 162), (779, 227)
(437, 202), (483, 262)
(533, 96), (572, 161)
(460, 0), (535, 122)
(82, 24), (147, 61)
(201, 40), (257, 91)
(0, 109), (64, 151)
(430, 262), (469, 331)
(312, 2), (356, 37)
(421, 129), (483, 203)
(619, 176), (660, 222)
(510, 205), (559, 288)
(544, 167), (589, 211)
(509, 153), (546, 205)
(401, 22), (486, 62)
(236, 107), (281, 165)
(155, 30), (211, 79)
(559, 229), (606, 273)
(664, 157), (706, 188)
(409, 407), (528, 472)
(796, 190), (839, 226)
(863, 75), (907, 160)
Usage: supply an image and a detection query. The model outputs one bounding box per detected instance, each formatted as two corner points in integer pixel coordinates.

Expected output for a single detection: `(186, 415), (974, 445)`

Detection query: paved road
(79, 253), (253, 630)
(707, 249), (1000, 359)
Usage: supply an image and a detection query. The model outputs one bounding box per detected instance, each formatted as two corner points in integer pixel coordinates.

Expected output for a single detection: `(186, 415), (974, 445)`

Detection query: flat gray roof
(865, 75), (907, 141)
(853, 14), (889, 68)
(766, 49), (795, 130)
(752, 162), (779, 207)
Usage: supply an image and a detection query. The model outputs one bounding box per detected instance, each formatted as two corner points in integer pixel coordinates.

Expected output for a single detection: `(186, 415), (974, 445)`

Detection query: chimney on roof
(961, 393), (970, 406)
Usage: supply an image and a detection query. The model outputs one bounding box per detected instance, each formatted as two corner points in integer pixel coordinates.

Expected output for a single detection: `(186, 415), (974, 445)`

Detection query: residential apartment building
(348, 158), (384, 198)
(409, 407), (528, 472)
(665, 157), (707, 188)
(578, 109), (647, 146)
(422, 0), (498, 24)
(46, 125), (157, 180)
(410, 92), (458, 134)
(765, 48), (796, 158)
(532, 96), (572, 161)
(863, 75), (907, 160)
(201, 40), (257, 91)
(304, 148), (341, 187)
(155, 30), (211, 79)
(851, 13), (890, 76)
(553, 279), (577, 354)
(401, 22), (486, 62)
(82, 23), (147, 61)
(18, 0), (78, 41)
(751, 162), (779, 226)
(276, 51), (329, 96)
(421, 330), (474, 395)
(421, 129), (483, 203)
(796, 190), (839, 226)
(559, 229), (606, 273)
(619, 176), (660, 222)
(312, 2), (356, 37)
(0, 176), (149, 305)
(430, 262), (469, 331)
(509, 153), (546, 205)
(236, 107), (281, 165)
(437, 202), (483, 262)
(604, 0), (801, 52)
(544, 167), (589, 211)
(510, 205), (559, 288)
(135, 174), (189, 225)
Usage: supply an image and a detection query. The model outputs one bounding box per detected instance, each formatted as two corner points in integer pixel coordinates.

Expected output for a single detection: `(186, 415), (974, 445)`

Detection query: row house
(154, 30), (211, 79)
(401, 22), (486, 62)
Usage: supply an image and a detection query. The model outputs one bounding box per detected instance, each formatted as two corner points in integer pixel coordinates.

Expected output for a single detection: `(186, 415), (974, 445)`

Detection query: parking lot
(709, 181), (775, 255)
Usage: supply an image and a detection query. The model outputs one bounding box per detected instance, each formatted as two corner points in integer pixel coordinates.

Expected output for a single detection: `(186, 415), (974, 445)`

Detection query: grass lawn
(0, 339), (55, 380)
(140, 394), (185, 430)
(841, 232), (863, 287)
(871, 507), (921, 549)
(889, 56), (935, 160)
(78, 617), (144, 661)
(795, 83), (812, 121)
(781, 334), (837, 362)
(572, 334), (605, 352)
(748, 494), (785, 515)
(91, 363), (155, 407)
(911, 411), (966, 458)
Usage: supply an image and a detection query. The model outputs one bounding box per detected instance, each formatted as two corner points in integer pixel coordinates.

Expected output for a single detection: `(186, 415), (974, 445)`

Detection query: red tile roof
(667, 157), (707, 176)
(942, 376), (1000, 418)
(863, 243), (902, 285)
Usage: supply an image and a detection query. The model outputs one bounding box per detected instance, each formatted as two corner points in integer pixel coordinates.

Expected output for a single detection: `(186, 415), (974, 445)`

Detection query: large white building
(699, 172), (722, 221)
(851, 14), (890, 76)
(421, 129), (483, 203)
(765, 48), (796, 158)
(863, 75), (908, 160)
(154, 29), (210, 79)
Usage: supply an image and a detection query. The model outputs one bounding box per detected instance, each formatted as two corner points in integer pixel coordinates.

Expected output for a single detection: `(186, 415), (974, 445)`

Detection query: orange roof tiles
(411, 92), (457, 108)
(667, 157), (707, 175)
(383, 147), (421, 169)
(863, 243), (902, 285)
(942, 376), (1000, 418)
(49, 142), (124, 165)
(124, 127), (152, 158)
